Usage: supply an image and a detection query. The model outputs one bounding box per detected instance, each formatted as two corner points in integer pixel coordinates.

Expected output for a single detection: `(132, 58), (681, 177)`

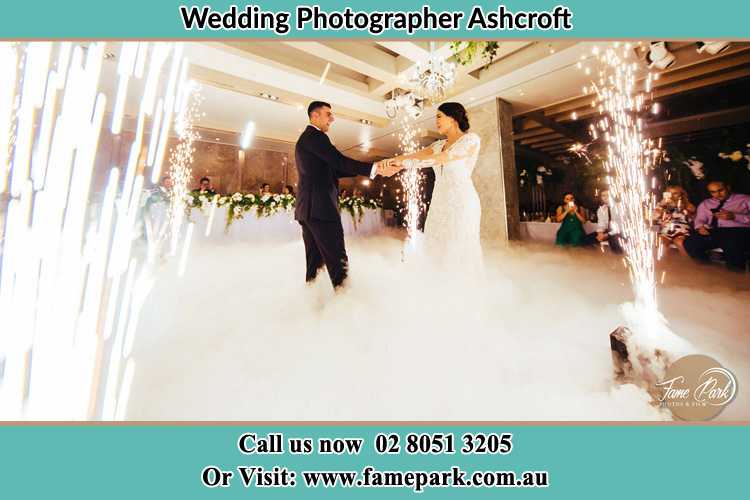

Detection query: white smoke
(126, 233), (750, 421)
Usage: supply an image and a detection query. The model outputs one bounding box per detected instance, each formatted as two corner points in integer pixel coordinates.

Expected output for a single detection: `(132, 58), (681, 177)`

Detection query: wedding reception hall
(0, 40), (748, 421)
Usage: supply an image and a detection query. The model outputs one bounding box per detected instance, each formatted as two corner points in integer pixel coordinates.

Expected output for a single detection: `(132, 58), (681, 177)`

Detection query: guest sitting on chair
(352, 187), (364, 199)
(259, 183), (272, 196)
(192, 176), (217, 196)
(586, 188), (624, 254)
(657, 185), (695, 258)
(555, 192), (587, 247)
(282, 185), (295, 196)
(684, 180), (750, 272)
(339, 189), (350, 199)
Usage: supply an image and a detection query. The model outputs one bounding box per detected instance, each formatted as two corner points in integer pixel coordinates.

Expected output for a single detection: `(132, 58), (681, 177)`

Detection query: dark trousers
(300, 218), (349, 288)
(584, 232), (624, 254)
(684, 227), (750, 272)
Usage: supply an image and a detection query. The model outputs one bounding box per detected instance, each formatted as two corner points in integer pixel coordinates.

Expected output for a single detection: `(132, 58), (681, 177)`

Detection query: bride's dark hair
(437, 102), (470, 132)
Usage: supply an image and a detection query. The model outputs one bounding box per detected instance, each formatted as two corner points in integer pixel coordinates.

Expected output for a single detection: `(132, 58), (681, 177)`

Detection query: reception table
(189, 208), (385, 244)
(520, 221), (598, 244)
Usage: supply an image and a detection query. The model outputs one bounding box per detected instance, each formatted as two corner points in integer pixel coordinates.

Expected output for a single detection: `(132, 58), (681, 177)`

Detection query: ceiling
(102, 40), (750, 160)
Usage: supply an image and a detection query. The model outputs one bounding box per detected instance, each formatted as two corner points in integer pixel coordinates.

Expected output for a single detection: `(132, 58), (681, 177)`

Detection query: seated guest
(657, 185), (695, 257)
(339, 189), (350, 199)
(352, 187), (364, 198)
(192, 176), (217, 196)
(586, 188), (624, 254)
(282, 185), (295, 196)
(259, 183), (272, 196)
(555, 192), (587, 247)
(684, 181), (750, 272)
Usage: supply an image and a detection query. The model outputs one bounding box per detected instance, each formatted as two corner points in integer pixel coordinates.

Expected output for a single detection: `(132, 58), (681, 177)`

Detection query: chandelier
(406, 42), (456, 101)
(384, 90), (424, 120)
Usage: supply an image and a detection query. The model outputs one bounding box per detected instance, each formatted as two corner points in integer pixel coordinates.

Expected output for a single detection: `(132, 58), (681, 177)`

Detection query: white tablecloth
(190, 208), (385, 244)
(520, 221), (598, 243)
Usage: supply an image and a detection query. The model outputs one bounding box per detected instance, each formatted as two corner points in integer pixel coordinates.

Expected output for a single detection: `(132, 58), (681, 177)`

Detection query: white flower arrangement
(186, 191), (380, 230)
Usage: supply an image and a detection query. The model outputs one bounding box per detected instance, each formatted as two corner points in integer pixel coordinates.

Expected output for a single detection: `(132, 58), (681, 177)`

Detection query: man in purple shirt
(684, 180), (750, 272)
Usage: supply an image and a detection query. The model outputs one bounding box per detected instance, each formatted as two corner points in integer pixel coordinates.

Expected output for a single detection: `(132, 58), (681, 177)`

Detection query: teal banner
(0, 424), (747, 498)
(1, 1), (749, 39)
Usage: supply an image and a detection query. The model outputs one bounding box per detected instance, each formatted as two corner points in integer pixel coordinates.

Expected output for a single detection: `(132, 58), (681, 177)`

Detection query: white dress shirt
(596, 203), (620, 235)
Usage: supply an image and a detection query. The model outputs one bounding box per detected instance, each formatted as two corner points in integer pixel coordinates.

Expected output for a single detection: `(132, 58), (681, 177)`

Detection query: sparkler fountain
(580, 44), (690, 398)
(0, 42), (197, 420)
(396, 112), (427, 256)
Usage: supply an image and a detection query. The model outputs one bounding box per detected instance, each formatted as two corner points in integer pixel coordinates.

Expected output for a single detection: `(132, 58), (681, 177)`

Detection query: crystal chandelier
(407, 42), (456, 101)
(384, 90), (424, 120)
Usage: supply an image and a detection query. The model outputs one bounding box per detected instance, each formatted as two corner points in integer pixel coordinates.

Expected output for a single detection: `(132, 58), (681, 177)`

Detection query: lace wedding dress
(414, 132), (483, 266)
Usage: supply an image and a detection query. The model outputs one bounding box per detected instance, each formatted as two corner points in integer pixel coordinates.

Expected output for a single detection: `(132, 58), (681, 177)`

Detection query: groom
(294, 101), (397, 289)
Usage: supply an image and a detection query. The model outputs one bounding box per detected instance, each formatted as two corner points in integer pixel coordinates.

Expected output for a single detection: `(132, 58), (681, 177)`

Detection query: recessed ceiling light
(215, 138), (221, 141)
(259, 92), (279, 101)
(360, 119), (373, 125)
(104, 52), (116, 60)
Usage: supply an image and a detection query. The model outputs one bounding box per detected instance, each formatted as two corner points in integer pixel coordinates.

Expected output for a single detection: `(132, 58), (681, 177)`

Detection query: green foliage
(184, 192), (380, 230)
(451, 41), (500, 68)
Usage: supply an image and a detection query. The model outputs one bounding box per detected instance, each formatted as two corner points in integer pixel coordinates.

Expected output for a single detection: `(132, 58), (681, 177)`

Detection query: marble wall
(469, 98), (520, 244)
(92, 132), (298, 195)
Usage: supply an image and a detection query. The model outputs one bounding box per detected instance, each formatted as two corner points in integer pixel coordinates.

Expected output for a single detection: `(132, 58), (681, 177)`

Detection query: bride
(388, 102), (482, 265)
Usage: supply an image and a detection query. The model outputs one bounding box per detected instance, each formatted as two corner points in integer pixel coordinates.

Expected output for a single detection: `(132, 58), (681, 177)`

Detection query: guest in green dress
(555, 192), (587, 246)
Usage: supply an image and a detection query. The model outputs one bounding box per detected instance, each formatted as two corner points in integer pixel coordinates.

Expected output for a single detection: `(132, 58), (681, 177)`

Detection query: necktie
(711, 199), (726, 228)
(606, 205), (611, 232)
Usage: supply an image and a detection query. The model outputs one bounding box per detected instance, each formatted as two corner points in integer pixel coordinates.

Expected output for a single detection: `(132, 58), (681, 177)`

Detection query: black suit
(294, 125), (373, 288)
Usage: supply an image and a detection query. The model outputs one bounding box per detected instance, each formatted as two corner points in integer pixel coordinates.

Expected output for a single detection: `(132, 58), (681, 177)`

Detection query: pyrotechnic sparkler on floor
(395, 112), (426, 255)
(167, 80), (201, 258)
(580, 44), (695, 405)
(580, 43), (667, 333)
(0, 42), (196, 420)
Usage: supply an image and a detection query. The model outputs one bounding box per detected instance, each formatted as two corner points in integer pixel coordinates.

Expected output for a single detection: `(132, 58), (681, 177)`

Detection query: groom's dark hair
(307, 101), (331, 117)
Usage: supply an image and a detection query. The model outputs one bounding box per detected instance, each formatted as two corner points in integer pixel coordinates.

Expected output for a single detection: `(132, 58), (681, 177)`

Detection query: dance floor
(127, 232), (750, 421)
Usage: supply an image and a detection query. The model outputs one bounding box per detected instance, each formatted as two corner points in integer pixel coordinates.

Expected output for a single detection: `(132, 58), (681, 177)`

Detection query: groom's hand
(377, 159), (402, 177)
(375, 160), (394, 177)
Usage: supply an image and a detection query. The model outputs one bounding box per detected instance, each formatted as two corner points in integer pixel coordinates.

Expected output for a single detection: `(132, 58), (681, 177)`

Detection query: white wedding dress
(419, 132), (483, 266)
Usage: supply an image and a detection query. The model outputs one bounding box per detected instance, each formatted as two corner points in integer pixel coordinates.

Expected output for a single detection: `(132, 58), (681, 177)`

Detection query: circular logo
(656, 354), (737, 421)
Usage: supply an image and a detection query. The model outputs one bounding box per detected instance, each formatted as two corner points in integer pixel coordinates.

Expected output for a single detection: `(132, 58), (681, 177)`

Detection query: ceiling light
(319, 62), (331, 85)
(259, 92), (279, 101)
(240, 121), (255, 150)
(360, 119), (373, 125)
(384, 90), (423, 120)
(645, 42), (676, 70)
(696, 41), (730, 55)
(406, 42), (456, 101)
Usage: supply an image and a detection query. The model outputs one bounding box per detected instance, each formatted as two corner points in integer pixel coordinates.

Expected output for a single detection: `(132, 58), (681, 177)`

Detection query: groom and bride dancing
(295, 100), (482, 290)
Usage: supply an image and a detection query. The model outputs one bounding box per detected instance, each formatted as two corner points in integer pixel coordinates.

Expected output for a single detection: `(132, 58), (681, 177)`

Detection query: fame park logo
(656, 354), (737, 421)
